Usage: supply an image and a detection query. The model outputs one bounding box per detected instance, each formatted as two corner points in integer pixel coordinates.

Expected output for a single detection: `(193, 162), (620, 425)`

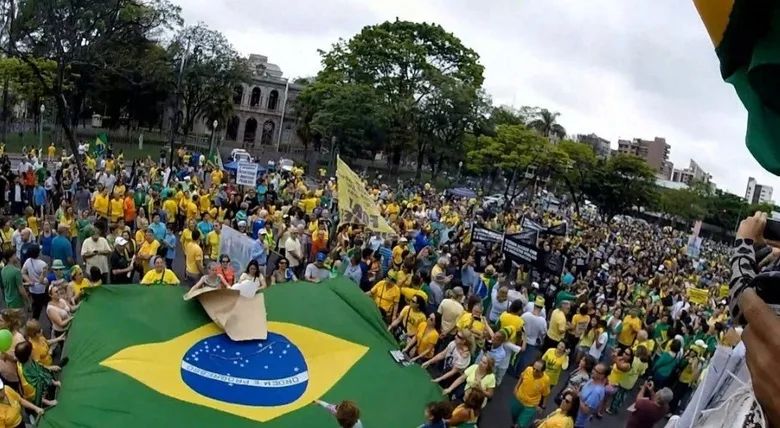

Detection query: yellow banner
(686, 287), (710, 305)
(336, 156), (396, 236)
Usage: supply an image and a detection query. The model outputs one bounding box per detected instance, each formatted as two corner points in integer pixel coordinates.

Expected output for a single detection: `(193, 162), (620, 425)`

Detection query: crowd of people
(0, 140), (747, 428)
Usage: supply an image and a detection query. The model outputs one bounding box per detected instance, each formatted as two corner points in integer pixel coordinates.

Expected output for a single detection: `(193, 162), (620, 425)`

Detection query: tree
(654, 187), (707, 223)
(584, 154), (658, 220)
(527, 108), (566, 139)
(415, 79), (484, 180)
(317, 19), (484, 173)
(172, 24), (250, 139)
(555, 140), (597, 213)
(2, 0), (181, 173)
(309, 83), (389, 159)
(0, 57), (57, 137)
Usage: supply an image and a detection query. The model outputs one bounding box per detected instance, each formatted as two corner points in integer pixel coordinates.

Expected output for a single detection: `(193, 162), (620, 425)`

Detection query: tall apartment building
(745, 177), (774, 205)
(576, 133), (612, 159)
(671, 159), (712, 185)
(617, 137), (671, 178)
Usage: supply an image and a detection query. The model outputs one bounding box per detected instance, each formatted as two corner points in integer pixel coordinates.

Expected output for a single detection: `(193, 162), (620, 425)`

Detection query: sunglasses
(221, 260), (229, 263)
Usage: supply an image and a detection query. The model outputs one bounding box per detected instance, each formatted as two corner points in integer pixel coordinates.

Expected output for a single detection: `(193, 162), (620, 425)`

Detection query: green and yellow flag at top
(694, 0), (780, 174)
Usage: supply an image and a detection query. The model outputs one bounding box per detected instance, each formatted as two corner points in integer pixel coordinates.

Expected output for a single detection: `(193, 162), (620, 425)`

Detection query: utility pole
(168, 38), (190, 168)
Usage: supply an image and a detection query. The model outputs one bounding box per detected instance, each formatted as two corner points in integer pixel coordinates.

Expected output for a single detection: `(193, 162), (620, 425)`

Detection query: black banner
(521, 216), (545, 232)
(545, 221), (568, 237)
(502, 233), (565, 275)
(471, 225), (503, 245)
(521, 216), (568, 237)
(508, 228), (539, 246)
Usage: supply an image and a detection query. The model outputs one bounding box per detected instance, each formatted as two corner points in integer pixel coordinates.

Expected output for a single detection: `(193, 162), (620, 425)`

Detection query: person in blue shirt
(414, 230), (430, 253)
(149, 213), (166, 241)
(197, 213), (214, 242)
(575, 364), (609, 428)
(162, 223), (177, 269)
(250, 233), (268, 268)
(51, 225), (74, 268)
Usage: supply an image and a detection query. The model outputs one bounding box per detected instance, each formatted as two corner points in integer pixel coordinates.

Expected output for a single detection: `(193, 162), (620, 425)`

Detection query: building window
(267, 90), (279, 110)
(250, 87), (261, 107)
(244, 118), (258, 144)
(233, 86), (243, 105)
(226, 116), (240, 141)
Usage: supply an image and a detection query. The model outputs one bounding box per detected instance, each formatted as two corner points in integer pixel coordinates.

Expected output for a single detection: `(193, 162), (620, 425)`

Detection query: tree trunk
(0, 77), (8, 142)
(54, 94), (84, 178)
(503, 167), (517, 205)
(390, 146), (402, 177)
(415, 143), (426, 181)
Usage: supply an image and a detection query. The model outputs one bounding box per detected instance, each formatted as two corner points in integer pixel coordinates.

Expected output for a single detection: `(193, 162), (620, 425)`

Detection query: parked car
(230, 149), (252, 163)
(483, 194), (506, 207)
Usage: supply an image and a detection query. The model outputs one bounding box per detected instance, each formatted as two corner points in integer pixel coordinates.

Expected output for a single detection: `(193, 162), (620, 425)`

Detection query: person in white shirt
(80, 228), (112, 283)
(514, 296), (547, 376)
(437, 287), (465, 336)
(589, 318), (610, 362)
(284, 227), (303, 275)
(672, 294), (690, 320)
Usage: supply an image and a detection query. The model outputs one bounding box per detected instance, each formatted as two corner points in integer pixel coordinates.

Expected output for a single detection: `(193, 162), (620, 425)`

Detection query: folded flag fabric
(40, 279), (441, 427)
(694, 0), (780, 173)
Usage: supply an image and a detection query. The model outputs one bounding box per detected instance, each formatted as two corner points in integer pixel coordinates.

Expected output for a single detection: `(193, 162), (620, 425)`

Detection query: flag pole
(275, 79), (290, 153)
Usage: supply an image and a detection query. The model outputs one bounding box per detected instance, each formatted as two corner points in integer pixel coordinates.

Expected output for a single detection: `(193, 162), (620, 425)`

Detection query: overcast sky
(172, 0), (774, 197)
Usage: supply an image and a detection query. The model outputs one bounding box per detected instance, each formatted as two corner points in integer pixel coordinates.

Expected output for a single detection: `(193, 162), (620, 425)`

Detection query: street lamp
(458, 160), (463, 180)
(209, 120), (218, 156)
(39, 104), (45, 153)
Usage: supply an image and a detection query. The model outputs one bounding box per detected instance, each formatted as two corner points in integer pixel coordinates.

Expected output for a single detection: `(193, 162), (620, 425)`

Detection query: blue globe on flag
(180, 332), (309, 407)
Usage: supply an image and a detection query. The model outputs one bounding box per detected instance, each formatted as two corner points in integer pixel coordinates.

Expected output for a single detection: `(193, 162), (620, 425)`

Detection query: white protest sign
(236, 161), (259, 186)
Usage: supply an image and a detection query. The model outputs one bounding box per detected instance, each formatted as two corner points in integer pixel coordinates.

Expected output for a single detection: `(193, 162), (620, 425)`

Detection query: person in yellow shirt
(512, 360), (551, 428)
(186, 195), (200, 223)
(0, 377), (44, 424)
(137, 229), (160, 274)
(25, 207), (38, 237)
(385, 200), (400, 222)
(210, 168), (224, 185)
(545, 301), (571, 351)
(141, 256), (181, 285)
(47, 142), (56, 161)
(456, 297), (488, 348)
(206, 223), (221, 260)
(392, 238), (408, 267)
(618, 307), (642, 349)
(105, 157), (115, 174)
(198, 190), (211, 214)
(406, 312), (441, 361)
(541, 341), (570, 386)
(631, 330), (656, 355)
(183, 230), (204, 288)
(498, 300), (526, 344)
(69, 266), (90, 297)
(109, 194), (124, 223)
(94, 187), (110, 219)
(571, 305), (591, 341)
(387, 295), (427, 338)
(367, 276), (400, 322)
(163, 195), (178, 227)
(25, 319), (64, 367)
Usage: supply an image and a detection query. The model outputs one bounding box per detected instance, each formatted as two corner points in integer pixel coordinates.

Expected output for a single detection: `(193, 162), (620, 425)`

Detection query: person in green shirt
(1, 249), (27, 310)
(554, 286), (576, 309)
(652, 338), (681, 387)
(652, 314), (672, 342)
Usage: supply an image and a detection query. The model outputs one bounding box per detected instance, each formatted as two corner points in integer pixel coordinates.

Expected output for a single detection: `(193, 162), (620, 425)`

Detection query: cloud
(170, 0), (778, 197)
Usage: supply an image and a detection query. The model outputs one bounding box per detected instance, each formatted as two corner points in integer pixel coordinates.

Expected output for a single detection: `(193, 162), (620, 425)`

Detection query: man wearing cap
(304, 252), (330, 283)
(110, 237), (134, 284)
(515, 296), (548, 376)
(250, 228), (268, 275)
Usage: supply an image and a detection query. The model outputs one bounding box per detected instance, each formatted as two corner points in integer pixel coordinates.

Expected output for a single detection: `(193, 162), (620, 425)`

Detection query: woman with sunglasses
(535, 390), (579, 428)
(423, 329), (474, 389)
(238, 260), (267, 290)
(215, 254), (236, 285)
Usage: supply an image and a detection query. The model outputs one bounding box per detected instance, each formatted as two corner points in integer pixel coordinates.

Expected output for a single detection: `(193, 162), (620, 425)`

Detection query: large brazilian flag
(694, 0), (780, 174)
(40, 279), (441, 427)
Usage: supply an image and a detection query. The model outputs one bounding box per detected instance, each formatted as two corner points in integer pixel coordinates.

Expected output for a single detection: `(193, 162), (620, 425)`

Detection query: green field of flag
(40, 279), (440, 427)
(694, 0), (780, 173)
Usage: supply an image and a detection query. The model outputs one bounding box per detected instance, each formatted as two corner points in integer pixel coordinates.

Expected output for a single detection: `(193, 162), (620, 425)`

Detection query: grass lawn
(4, 130), (173, 160)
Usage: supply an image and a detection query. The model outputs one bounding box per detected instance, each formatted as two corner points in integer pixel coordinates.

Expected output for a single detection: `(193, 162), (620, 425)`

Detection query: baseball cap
(115, 237), (128, 246)
(316, 252), (327, 262)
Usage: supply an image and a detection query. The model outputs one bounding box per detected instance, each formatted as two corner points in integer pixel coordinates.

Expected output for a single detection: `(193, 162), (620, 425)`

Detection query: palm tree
(527, 109), (566, 139)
